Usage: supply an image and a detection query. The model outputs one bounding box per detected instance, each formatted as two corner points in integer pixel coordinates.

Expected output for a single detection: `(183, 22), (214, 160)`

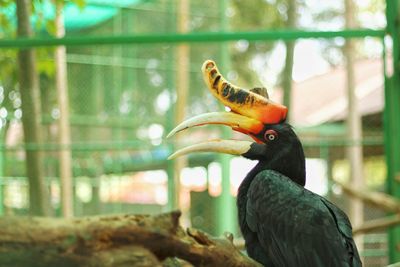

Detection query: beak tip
(166, 126), (189, 139)
(167, 152), (180, 160)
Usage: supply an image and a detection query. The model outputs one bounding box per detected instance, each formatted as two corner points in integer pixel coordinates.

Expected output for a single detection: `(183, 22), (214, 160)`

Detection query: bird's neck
(237, 140), (306, 219)
(237, 163), (265, 227)
(238, 162), (265, 198)
(262, 155), (306, 186)
(237, 156), (305, 227)
(239, 151), (306, 198)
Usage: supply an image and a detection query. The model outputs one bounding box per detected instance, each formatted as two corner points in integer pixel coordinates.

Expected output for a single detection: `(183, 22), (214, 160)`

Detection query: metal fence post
(385, 0), (400, 262)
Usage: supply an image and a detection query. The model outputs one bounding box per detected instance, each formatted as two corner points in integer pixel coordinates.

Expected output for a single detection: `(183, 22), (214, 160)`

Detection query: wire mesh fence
(0, 0), (391, 266)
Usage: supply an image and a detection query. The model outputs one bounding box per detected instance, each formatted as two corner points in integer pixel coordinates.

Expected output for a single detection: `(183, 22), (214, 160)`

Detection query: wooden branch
(86, 246), (161, 267)
(0, 211), (261, 267)
(333, 178), (400, 213)
(353, 215), (400, 236)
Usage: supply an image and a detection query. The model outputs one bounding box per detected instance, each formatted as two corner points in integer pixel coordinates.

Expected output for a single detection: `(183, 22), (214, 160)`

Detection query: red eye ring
(264, 129), (278, 141)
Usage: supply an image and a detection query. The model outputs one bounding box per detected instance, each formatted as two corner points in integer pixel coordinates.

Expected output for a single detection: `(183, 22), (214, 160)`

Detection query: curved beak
(168, 139), (252, 160)
(166, 111), (264, 138)
(166, 112), (262, 158)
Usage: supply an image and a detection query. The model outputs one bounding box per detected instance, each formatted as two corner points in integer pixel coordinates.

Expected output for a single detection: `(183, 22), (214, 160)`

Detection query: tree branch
(333, 179), (400, 235)
(333, 178), (400, 213)
(0, 211), (261, 267)
(353, 215), (400, 236)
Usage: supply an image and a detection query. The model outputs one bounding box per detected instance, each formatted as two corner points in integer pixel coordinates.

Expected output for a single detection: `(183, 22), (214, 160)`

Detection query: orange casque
(202, 60), (288, 125)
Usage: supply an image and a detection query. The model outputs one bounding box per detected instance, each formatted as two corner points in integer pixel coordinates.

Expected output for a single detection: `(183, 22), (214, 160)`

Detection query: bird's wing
(320, 198), (362, 267)
(246, 170), (361, 267)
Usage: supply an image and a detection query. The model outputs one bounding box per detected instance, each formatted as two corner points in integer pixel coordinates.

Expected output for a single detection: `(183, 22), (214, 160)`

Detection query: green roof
(1, 0), (144, 33)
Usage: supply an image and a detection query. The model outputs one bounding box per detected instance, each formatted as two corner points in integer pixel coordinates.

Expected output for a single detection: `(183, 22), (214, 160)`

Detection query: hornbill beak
(168, 139), (255, 160)
(167, 60), (288, 159)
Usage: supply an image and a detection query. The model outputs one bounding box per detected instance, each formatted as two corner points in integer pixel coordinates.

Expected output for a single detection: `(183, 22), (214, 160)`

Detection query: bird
(167, 60), (362, 267)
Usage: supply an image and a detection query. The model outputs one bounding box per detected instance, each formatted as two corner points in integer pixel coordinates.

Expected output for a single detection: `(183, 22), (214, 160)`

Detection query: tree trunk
(54, 0), (74, 218)
(171, 0), (190, 216)
(0, 211), (261, 267)
(16, 0), (50, 216)
(282, 0), (296, 120)
(344, 0), (364, 253)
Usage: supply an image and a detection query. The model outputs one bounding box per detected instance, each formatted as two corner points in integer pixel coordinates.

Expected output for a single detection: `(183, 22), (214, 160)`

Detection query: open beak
(167, 60), (287, 159)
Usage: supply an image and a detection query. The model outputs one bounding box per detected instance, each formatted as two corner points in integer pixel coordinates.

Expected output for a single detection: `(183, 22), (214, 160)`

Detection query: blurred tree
(54, 0), (73, 218)
(230, 0), (285, 85)
(310, 0), (385, 67)
(229, 0), (301, 121)
(344, 0), (365, 254)
(16, 0), (51, 216)
(0, 0), (85, 215)
(0, 0), (59, 180)
(0, 1), (19, 153)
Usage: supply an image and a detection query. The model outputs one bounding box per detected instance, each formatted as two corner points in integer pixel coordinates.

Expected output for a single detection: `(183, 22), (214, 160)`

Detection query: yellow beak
(167, 139), (253, 160)
(167, 111), (264, 138)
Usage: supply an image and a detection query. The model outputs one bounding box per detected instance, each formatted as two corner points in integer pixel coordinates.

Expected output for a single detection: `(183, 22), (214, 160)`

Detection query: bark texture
(0, 211), (261, 267)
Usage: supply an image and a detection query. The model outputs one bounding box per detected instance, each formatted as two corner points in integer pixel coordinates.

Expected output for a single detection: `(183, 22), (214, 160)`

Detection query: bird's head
(167, 60), (305, 186)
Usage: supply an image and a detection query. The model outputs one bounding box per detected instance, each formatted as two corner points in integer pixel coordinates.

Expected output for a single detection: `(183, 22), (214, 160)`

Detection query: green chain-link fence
(0, 0), (397, 266)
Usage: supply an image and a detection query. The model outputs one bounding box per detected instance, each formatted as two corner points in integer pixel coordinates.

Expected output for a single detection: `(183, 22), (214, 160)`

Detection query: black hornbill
(167, 60), (362, 267)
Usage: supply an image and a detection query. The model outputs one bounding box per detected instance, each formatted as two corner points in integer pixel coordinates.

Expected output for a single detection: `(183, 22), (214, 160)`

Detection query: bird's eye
(264, 129), (278, 141)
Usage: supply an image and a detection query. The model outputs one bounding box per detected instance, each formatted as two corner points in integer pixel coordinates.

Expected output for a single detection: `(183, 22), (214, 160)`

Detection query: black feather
(238, 170), (362, 267)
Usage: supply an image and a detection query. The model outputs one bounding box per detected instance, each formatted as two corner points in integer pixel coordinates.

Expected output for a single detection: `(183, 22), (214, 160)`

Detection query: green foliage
(307, 0), (385, 66)
(0, 49), (18, 122)
(0, 0), (293, 143)
(333, 156), (386, 189)
(0, 0), (13, 7)
(4, 0), (367, 172)
(71, 0), (86, 9)
(360, 0), (384, 13)
(0, 0), (84, 137)
(230, 0), (286, 85)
